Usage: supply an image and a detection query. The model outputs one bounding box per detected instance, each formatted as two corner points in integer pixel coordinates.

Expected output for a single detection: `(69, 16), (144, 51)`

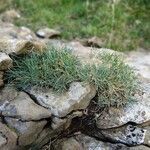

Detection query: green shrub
(6, 47), (137, 107)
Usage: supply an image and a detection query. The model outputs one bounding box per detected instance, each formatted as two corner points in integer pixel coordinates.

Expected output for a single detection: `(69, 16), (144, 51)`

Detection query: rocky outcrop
(26, 82), (96, 117)
(52, 134), (150, 150)
(1, 92), (51, 121)
(0, 18), (149, 149)
(4, 117), (47, 146)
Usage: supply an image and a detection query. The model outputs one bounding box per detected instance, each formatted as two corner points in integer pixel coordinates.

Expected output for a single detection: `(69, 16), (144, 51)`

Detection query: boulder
(36, 27), (60, 38)
(0, 122), (18, 150)
(27, 82), (96, 117)
(4, 117), (47, 146)
(96, 82), (150, 129)
(0, 52), (12, 70)
(2, 92), (51, 121)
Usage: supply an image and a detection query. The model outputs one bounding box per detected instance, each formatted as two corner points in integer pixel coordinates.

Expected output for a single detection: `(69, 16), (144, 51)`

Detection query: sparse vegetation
(6, 47), (137, 107)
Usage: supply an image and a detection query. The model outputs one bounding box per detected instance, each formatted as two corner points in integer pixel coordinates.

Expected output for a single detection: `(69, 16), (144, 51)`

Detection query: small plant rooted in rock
(6, 47), (137, 107)
(79, 53), (137, 107)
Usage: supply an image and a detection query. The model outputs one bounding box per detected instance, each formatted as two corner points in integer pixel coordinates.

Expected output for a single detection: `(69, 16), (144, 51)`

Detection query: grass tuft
(79, 53), (137, 107)
(6, 47), (137, 107)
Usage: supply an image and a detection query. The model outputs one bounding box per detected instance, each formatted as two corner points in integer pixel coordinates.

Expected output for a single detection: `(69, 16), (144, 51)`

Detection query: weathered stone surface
(1, 9), (20, 22)
(0, 39), (45, 55)
(51, 111), (83, 130)
(0, 122), (18, 150)
(0, 71), (4, 87)
(144, 126), (150, 146)
(17, 26), (37, 40)
(2, 92), (51, 121)
(52, 134), (150, 150)
(101, 124), (146, 146)
(27, 82), (96, 117)
(4, 117), (47, 146)
(96, 82), (150, 129)
(36, 27), (60, 38)
(126, 50), (150, 81)
(0, 21), (37, 40)
(0, 85), (18, 106)
(0, 134), (7, 148)
(0, 52), (12, 70)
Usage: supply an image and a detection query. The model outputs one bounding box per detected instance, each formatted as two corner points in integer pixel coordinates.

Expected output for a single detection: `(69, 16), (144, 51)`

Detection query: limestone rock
(17, 26), (37, 40)
(4, 117), (47, 146)
(0, 39), (46, 55)
(0, 71), (4, 87)
(101, 124), (146, 146)
(0, 133), (7, 148)
(1, 10), (20, 22)
(36, 27), (61, 38)
(126, 51), (150, 81)
(0, 122), (18, 150)
(51, 111), (83, 130)
(0, 52), (12, 70)
(144, 126), (150, 146)
(0, 85), (18, 106)
(0, 21), (37, 40)
(53, 134), (129, 150)
(27, 82), (96, 117)
(2, 92), (51, 121)
(96, 82), (150, 129)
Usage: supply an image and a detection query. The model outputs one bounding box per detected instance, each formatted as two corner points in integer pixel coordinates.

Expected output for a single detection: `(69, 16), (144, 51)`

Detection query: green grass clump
(6, 47), (80, 91)
(6, 0), (149, 51)
(79, 53), (137, 107)
(6, 47), (137, 107)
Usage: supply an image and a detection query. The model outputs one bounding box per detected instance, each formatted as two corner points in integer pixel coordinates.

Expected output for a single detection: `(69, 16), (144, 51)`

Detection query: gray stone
(0, 133), (7, 148)
(126, 50), (150, 81)
(0, 85), (18, 105)
(96, 82), (150, 129)
(0, 52), (12, 70)
(0, 122), (18, 150)
(4, 117), (47, 146)
(36, 27), (60, 38)
(0, 39), (46, 55)
(144, 126), (150, 146)
(53, 134), (128, 150)
(0, 71), (4, 87)
(27, 82), (96, 117)
(101, 124), (146, 146)
(2, 92), (51, 121)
